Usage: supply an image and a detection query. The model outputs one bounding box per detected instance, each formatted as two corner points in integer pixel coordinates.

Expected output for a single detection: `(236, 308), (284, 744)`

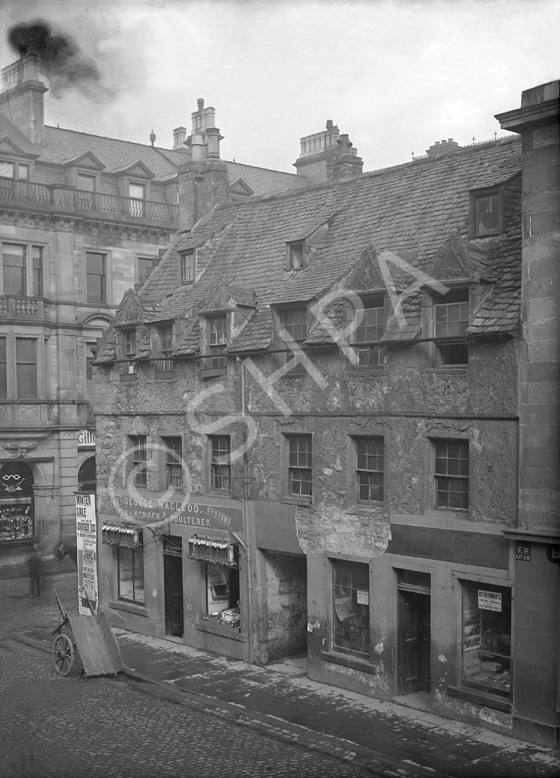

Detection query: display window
(461, 581), (511, 699)
(203, 563), (240, 630)
(333, 560), (370, 656)
(117, 545), (145, 603)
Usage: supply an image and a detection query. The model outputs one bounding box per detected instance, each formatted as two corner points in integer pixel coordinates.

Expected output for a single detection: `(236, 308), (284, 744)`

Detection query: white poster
(478, 589), (502, 612)
(76, 492), (98, 616)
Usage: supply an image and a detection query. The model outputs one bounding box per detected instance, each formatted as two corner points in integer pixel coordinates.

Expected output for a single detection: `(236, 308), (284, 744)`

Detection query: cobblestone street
(0, 637), (372, 778)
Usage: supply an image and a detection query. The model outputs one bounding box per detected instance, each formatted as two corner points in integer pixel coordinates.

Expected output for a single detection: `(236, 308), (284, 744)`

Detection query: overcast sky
(1, 0), (558, 173)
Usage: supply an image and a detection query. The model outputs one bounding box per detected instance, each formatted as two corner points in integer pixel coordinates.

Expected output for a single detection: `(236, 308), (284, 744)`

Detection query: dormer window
(0, 161), (29, 180)
(434, 288), (469, 366)
(124, 329), (136, 374)
(287, 241), (306, 271)
(471, 187), (503, 237)
(128, 183), (146, 217)
(180, 250), (196, 284)
(280, 307), (307, 342)
(355, 294), (385, 368)
(77, 173), (96, 191)
(208, 316), (227, 369)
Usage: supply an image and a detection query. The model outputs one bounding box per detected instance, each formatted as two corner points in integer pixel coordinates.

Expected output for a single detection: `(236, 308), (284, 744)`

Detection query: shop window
(117, 543), (145, 603)
(205, 562), (240, 629)
(355, 437), (384, 503)
(434, 288), (469, 366)
(355, 295), (385, 367)
(333, 560), (370, 656)
(15, 338), (37, 399)
(180, 250), (196, 284)
(86, 251), (107, 303)
(128, 436), (147, 488)
(210, 435), (231, 492)
(287, 434), (312, 497)
(163, 436), (183, 490)
(78, 456), (96, 493)
(471, 188), (503, 237)
(0, 337), (6, 398)
(0, 461), (34, 541)
(461, 581), (511, 699)
(435, 439), (469, 510)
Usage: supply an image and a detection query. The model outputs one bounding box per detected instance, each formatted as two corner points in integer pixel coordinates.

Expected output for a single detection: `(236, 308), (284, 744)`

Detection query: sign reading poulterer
(108, 494), (243, 532)
(75, 492), (98, 615)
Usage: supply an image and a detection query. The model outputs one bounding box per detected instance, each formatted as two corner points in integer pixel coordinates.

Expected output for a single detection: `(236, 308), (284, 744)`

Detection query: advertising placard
(478, 589), (502, 612)
(76, 492), (98, 615)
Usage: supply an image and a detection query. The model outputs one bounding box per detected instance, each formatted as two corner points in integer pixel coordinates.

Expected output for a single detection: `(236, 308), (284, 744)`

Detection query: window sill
(109, 599), (148, 617)
(321, 651), (377, 675)
(281, 495), (312, 507)
(0, 537), (35, 547)
(425, 366), (468, 374)
(200, 367), (227, 379)
(348, 503), (385, 514)
(196, 619), (246, 642)
(346, 367), (386, 376)
(446, 685), (511, 713)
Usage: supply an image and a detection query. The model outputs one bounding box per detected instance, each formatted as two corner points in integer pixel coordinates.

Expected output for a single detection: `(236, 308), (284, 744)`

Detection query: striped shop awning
(187, 534), (238, 567)
(102, 523), (141, 548)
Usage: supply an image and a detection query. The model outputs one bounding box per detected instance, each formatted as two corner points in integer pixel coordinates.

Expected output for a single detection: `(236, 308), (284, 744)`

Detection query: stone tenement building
(0, 53), (310, 572)
(94, 82), (559, 746)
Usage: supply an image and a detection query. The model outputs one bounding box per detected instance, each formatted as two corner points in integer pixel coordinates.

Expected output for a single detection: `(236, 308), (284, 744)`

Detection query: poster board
(76, 492), (98, 616)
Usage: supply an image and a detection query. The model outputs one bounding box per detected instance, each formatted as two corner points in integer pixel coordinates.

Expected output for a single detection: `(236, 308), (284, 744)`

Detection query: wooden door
(398, 591), (431, 694)
(164, 553), (184, 637)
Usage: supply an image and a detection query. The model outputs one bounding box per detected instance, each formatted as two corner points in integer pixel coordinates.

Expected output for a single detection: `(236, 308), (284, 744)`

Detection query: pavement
(3, 570), (560, 778)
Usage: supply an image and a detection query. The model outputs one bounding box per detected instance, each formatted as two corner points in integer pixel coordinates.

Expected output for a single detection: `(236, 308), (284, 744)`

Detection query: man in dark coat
(27, 543), (42, 598)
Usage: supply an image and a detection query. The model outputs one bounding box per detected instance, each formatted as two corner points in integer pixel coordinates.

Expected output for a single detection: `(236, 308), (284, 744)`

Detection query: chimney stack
(294, 119), (363, 183)
(173, 126), (187, 150)
(0, 54), (47, 145)
(426, 138), (461, 158)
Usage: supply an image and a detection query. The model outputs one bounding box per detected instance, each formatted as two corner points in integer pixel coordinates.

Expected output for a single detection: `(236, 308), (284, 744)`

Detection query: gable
(428, 233), (494, 285)
(61, 151), (105, 171)
(229, 178), (254, 198)
(0, 136), (39, 159)
(112, 160), (155, 179)
(344, 243), (385, 291)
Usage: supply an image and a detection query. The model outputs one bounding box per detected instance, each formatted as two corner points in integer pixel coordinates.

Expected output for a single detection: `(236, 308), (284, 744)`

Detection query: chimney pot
(326, 119), (333, 130)
(197, 98), (204, 110)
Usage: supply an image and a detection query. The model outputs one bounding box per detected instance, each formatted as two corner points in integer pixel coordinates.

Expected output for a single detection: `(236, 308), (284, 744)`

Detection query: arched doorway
(0, 461), (34, 541)
(78, 456), (96, 493)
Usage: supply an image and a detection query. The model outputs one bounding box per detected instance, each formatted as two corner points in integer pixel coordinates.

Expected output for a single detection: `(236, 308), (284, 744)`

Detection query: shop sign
(478, 589), (502, 612)
(515, 542), (531, 561)
(76, 492), (98, 616)
(108, 494), (243, 532)
(77, 430), (96, 449)
(547, 545), (560, 565)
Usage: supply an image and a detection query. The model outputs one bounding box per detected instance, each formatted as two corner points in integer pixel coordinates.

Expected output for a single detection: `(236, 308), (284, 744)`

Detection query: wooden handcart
(51, 589), (123, 678)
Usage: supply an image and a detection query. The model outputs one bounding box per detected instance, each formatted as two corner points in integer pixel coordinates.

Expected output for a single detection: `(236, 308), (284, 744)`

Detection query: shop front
(98, 495), (250, 661)
(307, 523), (516, 737)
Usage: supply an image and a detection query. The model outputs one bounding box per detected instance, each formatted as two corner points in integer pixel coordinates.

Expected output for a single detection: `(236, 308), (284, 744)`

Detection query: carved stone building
(92, 81), (559, 745)
(0, 53), (307, 572)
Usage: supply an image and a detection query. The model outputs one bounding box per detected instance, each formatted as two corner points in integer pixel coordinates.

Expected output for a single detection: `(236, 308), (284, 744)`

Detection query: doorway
(397, 571), (431, 695)
(163, 536), (183, 637)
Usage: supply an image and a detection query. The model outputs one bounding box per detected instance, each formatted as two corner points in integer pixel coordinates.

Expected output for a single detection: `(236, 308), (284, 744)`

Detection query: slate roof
(129, 137), (522, 355)
(38, 126), (305, 193)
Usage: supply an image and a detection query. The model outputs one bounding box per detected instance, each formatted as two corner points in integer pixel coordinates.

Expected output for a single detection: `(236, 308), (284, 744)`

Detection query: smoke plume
(7, 20), (114, 101)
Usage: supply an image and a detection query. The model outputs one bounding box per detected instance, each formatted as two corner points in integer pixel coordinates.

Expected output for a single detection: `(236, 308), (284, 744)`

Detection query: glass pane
(129, 183), (145, 200)
(138, 257), (153, 283)
(77, 174), (95, 191)
(16, 338), (36, 363)
(18, 165), (29, 180)
(0, 161), (15, 178)
(87, 275), (104, 303)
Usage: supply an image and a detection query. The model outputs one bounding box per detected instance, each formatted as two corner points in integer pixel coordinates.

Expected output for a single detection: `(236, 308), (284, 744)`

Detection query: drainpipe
(238, 356), (255, 663)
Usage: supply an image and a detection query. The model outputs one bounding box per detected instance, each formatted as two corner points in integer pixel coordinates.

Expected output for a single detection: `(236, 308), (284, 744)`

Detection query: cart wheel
(52, 634), (74, 676)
